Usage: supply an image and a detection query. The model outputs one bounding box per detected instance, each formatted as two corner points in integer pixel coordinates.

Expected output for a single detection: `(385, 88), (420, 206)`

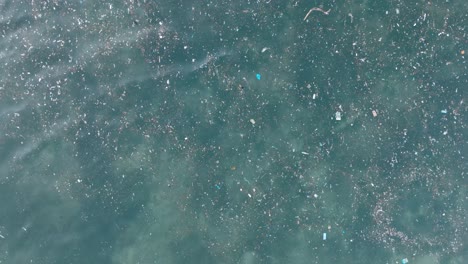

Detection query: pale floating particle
(0, 234), (4, 239)
(372, 110), (378, 117)
(166, 79), (170, 85)
(322, 232), (327, 240)
(249, 118), (256, 125)
(335, 111), (342, 121)
(301, 151), (310, 155)
(261, 47), (270, 53)
(395, 8), (400, 14)
(312, 93), (317, 99)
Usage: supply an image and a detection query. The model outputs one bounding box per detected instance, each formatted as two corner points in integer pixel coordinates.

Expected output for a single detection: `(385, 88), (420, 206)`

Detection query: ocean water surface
(0, 0), (466, 263)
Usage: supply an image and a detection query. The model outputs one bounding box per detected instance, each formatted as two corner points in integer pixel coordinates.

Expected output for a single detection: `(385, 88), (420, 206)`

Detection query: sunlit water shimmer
(0, 1), (466, 263)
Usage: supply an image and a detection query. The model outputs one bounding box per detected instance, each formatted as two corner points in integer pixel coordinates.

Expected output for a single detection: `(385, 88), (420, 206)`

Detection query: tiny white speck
(335, 111), (342, 121)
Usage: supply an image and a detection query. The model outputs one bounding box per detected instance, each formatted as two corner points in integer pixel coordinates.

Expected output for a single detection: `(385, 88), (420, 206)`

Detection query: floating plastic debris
(441, 109), (448, 114)
(322, 233), (327, 240)
(335, 111), (342, 121)
(256, 73), (261, 80)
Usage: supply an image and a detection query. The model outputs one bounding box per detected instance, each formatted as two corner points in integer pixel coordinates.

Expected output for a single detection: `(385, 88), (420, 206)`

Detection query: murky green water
(0, 0), (466, 263)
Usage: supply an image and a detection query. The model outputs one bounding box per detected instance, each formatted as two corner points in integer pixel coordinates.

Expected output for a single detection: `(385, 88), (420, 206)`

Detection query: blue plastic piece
(256, 73), (261, 80)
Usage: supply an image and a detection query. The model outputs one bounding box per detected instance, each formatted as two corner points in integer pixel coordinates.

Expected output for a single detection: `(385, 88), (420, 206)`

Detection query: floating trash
(335, 111), (342, 121)
(256, 73), (261, 80)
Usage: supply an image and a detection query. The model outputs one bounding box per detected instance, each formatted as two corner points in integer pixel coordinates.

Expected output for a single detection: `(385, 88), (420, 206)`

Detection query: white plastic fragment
(322, 232), (327, 240)
(249, 119), (256, 125)
(335, 111), (341, 121)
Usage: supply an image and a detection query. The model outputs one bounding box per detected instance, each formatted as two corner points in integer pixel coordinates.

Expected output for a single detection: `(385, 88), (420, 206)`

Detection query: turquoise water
(0, 0), (466, 263)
